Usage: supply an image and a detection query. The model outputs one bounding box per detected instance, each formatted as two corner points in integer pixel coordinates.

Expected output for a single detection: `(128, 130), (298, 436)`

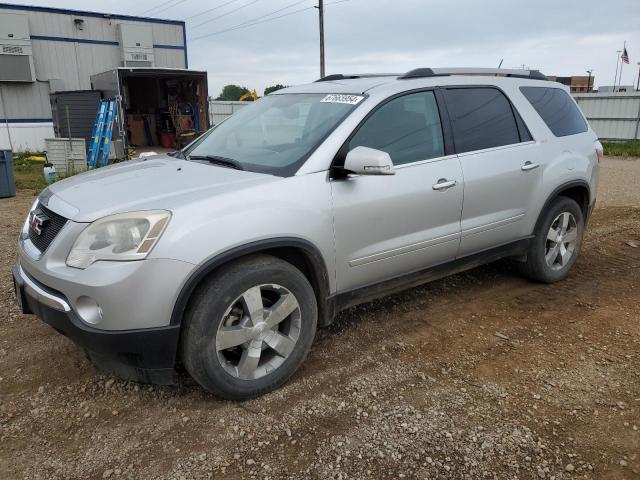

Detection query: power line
(137, 0), (178, 16)
(191, 0), (264, 29)
(189, 0), (349, 41)
(154, 0), (191, 15)
(137, 0), (188, 16)
(190, 6), (311, 40)
(183, 0), (243, 21)
(192, 0), (309, 31)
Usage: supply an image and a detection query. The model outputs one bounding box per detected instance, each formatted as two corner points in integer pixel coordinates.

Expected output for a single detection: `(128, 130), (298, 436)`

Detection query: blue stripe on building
(30, 35), (118, 46)
(0, 118), (54, 123)
(30, 35), (185, 51)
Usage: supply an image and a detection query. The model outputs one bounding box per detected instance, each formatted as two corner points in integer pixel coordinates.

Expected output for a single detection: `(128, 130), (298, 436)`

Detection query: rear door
(442, 86), (542, 256)
(331, 90), (464, 292)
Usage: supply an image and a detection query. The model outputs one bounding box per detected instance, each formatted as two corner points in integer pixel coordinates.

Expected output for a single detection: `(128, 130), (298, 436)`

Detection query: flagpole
(617, 41), (626, 91)
(614, 50), (622, 92)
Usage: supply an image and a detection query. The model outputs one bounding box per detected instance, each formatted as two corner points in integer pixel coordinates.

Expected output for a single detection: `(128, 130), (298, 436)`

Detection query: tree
(264, 84), (286, 96)
(216, 84), (250, 101)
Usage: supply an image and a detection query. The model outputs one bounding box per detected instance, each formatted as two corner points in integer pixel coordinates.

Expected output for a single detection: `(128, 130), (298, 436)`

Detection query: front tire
(181, 255), (317, 400)
(521, 196), (584, 283)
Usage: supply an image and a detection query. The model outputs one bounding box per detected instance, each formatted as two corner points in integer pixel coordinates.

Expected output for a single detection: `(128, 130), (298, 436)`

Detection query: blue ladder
(98, 101), (116, 168)
(87, 99), (116, 169)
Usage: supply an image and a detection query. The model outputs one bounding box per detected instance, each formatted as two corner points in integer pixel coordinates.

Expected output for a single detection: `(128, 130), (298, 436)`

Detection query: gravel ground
(1, 157), (639, 479)
(598, 157), (640, 207)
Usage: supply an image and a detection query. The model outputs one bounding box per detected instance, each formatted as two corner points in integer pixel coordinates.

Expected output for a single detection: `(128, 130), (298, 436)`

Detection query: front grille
(28, 204), (68, 253)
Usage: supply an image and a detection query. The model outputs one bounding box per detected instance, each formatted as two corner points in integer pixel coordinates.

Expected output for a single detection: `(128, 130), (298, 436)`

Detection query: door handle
(521, 161), (540, 171)
(432, 179), (457, 191)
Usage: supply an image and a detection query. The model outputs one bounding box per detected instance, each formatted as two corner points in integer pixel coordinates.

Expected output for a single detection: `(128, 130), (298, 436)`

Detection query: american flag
(621, 47), (630, 64)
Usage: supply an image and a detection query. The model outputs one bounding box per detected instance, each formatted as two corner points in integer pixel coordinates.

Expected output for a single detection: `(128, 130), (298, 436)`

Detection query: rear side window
(444, 88), (521, 153)
(348, 91), (445, 165)
(520, 87), (587, 137)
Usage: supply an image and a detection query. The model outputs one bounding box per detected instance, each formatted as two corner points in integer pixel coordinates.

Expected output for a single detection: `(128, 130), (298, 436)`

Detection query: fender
(170, 237), (333, 327)
(533, 180), (591, 233)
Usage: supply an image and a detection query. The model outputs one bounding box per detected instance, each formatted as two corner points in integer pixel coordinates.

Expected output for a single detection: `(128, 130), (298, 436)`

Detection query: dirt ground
(1, 157), (639, 480)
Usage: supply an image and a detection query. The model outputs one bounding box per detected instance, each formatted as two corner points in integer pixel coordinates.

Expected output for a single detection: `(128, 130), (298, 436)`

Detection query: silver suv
(13, 68), (601, 399)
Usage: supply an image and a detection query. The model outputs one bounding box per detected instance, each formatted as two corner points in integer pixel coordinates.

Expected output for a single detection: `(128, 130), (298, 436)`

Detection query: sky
(6, 0), (640, 96)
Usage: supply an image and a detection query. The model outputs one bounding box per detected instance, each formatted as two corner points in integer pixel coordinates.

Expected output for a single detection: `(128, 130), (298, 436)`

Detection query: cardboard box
(127, 114), (158, 146)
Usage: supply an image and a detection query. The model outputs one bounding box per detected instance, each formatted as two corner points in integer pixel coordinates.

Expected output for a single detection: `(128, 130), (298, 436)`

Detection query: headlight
(66, 211), (171, 269)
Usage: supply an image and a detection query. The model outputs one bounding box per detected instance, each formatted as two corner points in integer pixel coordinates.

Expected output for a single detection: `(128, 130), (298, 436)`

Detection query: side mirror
(343, 146), (395, 175)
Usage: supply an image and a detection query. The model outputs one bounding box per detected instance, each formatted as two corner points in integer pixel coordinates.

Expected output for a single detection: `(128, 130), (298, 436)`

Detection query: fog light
(76, 296), (103, 325)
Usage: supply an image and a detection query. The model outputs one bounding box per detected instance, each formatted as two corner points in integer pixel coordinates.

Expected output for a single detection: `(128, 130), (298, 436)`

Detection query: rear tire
(520, 196), (584, 283)
(181, 254), (317, 400)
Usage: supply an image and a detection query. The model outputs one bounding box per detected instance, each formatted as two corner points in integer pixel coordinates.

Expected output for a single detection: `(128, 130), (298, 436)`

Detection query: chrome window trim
(455, 140), (536, 159)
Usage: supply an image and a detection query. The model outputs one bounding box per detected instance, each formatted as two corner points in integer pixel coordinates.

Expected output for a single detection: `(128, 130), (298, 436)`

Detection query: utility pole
(586, 69), (593, 93)
(315, 0), (325, 78)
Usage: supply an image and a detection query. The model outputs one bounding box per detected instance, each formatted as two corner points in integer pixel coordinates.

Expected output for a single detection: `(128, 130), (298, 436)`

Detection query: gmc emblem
(29, 210), (50, 236)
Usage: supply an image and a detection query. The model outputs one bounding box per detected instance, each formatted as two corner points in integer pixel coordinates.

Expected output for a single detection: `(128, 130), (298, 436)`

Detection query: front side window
(520, 86), (587, 137)
(444, 87), (521, 153)
(186, 94), (360, 176)
(348, 91), (445, 165)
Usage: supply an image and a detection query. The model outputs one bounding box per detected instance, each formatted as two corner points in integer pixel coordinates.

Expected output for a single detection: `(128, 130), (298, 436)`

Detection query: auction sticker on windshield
(320, 94), (365, 105)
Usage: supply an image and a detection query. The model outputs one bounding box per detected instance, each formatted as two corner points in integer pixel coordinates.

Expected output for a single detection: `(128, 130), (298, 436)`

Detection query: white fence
(573, 92), (640, 141)
(208, 100), (249, 126)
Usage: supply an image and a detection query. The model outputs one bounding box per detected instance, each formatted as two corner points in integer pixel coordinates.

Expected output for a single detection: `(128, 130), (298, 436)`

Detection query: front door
(331, 90), (464, 292)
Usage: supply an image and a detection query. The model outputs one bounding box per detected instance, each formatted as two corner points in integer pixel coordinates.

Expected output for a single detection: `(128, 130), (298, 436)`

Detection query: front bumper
(13, 264), (181, 384)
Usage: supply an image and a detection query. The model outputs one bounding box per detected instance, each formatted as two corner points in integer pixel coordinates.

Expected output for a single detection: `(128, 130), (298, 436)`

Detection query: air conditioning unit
(117, 24), (154, 68)
(0, 13), (36, 82)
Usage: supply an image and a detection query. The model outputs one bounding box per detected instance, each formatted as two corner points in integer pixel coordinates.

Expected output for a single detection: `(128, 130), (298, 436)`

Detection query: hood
(43, 156), (278, 222)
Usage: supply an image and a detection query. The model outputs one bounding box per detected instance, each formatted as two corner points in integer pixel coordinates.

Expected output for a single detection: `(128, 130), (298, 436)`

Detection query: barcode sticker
(321, 94), (365, 105)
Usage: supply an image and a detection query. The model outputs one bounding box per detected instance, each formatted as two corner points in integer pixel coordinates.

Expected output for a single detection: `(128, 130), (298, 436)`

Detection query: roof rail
(398, 67), (547, 81)
(315, 73), (400, 82)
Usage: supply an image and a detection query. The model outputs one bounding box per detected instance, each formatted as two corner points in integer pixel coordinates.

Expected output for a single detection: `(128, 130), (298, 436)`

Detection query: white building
(0, 3), (187, 151)
(597, 85), (635, 93)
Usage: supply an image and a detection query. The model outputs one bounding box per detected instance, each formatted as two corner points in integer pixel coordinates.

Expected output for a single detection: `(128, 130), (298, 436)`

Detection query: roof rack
(315, 73), (400, 82)
(398, 67), (547, 81)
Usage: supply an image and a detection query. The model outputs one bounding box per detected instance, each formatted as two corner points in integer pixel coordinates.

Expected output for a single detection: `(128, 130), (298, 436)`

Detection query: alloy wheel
(545, 212), (578, 271)
(215, 284), (301, 380)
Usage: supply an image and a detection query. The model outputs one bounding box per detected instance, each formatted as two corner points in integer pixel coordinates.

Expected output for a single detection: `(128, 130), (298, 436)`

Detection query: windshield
(185, 93), (362, 176)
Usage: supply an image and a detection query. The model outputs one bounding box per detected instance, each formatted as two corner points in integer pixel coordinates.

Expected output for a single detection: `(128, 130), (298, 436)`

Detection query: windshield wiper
(188, 155), (244, 171)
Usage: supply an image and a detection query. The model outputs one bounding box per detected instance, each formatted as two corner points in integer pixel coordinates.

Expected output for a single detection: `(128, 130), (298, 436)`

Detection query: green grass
(602, 140), (640, 158)
(12, 152), (84, 193)
(12, 153), (48, 193)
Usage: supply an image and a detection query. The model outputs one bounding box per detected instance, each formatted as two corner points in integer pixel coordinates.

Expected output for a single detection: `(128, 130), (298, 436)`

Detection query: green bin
(0, 150), (16, 198)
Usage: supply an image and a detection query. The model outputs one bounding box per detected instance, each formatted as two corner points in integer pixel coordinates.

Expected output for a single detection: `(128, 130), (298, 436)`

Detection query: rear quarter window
(520, 86), (587, 137)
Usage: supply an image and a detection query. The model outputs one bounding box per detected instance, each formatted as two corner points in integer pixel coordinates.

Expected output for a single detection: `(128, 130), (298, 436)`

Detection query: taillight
(595, 142), (604, 163)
